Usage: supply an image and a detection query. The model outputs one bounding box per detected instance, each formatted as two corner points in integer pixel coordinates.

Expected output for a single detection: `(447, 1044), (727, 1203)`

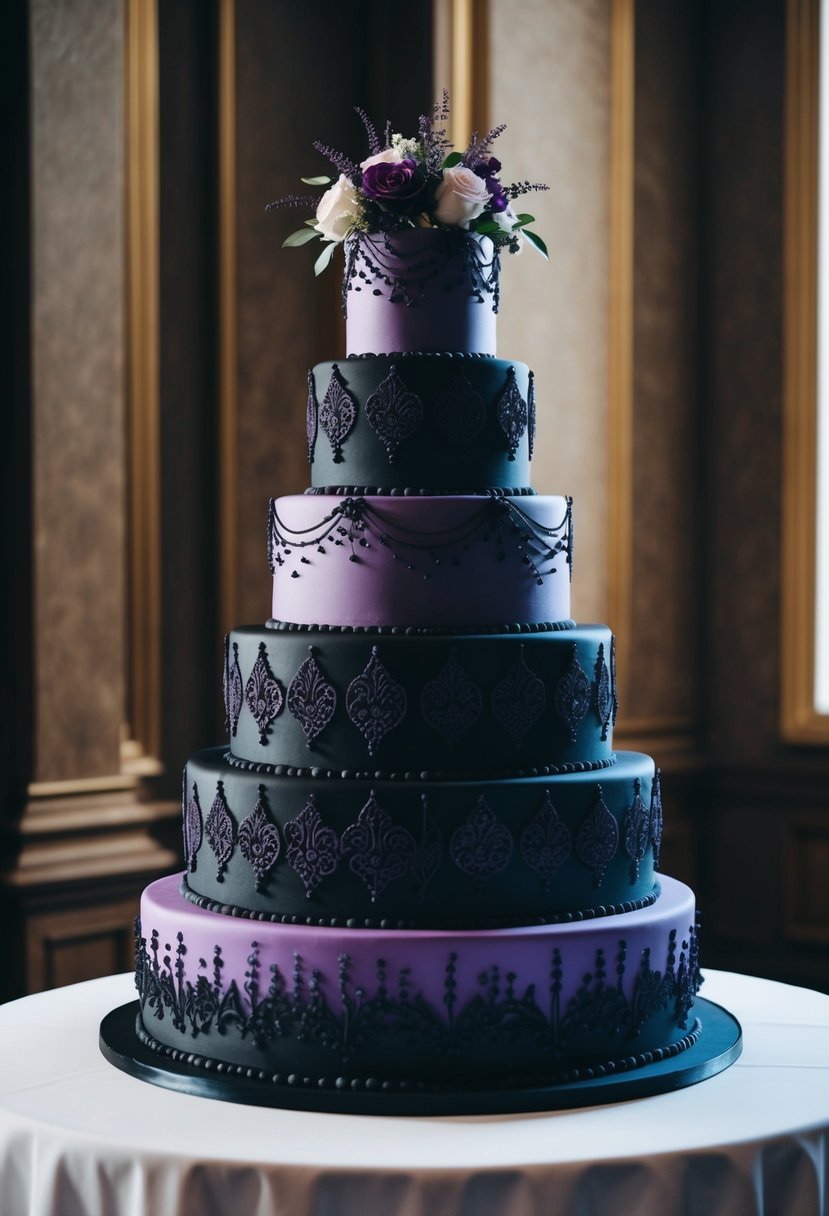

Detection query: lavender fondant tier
(181, 748), (660, 927)
(344, 230), (498, 356)
(307, 355), (534, 491)
(136, 873), (700, 1086)
(268, 494), (572, 627)
(225, 622), (614, 772)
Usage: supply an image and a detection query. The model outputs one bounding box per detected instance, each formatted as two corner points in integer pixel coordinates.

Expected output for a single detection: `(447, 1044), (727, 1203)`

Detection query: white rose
(433, 166), (490, 227)
(315, 175), (361, 243)
(360, 147), (403, 172)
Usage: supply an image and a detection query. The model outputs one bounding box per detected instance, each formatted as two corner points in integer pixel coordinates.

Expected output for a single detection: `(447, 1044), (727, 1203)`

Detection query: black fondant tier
(307, 356), (535, 492)
(181, 747), (661, 927)
(224, 624), (617, 773)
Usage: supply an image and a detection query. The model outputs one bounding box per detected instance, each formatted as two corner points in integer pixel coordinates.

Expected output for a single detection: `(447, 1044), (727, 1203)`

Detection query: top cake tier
(344, 230), (498, 356)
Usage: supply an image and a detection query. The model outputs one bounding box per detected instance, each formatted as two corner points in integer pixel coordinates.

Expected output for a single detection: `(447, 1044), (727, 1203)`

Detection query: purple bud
(489, 192), (509, 213)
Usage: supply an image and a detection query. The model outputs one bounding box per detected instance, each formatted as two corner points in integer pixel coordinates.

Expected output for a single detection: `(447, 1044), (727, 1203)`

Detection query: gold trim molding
(433, 0), (489, 146)
(781, 0), (829, 742)
(124, 0), (162, 773)
(608, 0), (635, 705)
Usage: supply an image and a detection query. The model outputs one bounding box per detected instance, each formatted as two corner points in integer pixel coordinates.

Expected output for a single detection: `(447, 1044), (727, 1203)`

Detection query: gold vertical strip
(781, 0), (828, 741)
(124, 0), (162, 772)
(608, 0), (635, 707)
(449, 0), (488, 148)
(218, 0), (238, 637)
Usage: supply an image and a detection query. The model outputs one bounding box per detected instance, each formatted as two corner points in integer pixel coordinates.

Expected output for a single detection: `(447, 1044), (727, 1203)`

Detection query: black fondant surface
(182, 747), (659, 925)
(225, 623), (616, 773)
(308, 356), (533, 491)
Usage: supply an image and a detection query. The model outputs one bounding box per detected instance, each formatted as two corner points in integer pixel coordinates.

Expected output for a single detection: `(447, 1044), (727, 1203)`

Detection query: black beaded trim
(135, 1011), (702, 1095)
(341, 352), (499, 361)
(179, 878), (660, 930)
(264, 618), (577, 636)
(222, 750), (617, 782)
(305, 486), (537, 496)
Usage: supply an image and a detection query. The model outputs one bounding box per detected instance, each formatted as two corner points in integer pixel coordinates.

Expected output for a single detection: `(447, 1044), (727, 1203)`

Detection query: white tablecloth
(0, 970), (826, 1216)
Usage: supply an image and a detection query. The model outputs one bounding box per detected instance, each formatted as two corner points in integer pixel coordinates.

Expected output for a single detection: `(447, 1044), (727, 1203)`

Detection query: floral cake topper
(267, 92), (548, 275)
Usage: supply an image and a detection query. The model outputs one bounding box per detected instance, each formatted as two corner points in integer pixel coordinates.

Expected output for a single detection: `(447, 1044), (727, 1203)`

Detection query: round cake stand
(99, 997), (741, 1117)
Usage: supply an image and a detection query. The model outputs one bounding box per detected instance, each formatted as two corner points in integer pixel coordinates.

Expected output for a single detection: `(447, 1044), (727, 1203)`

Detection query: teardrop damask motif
(592, 642), (612, 742)
(223, 636), (243, 738)
(341, 791), (417, 902)
(205, 781), (235, 882)
(421, 652), (483, 748)
(433, 373), (486, 449)
(495, 365), (528, 460)
(346, 646), (407, 756)
(623, 778), (650, 883)
(491, 646), (546, 741)
(575, 787), (619, 888)
(650, 769), (664, 869)
(527, 369), (536, 460)
(319, 363), (357, 463)
(412, 797), (442, 898)
(554, 645), (591, 744)
(183, 778), (202, 873)
(283, 796), (340, 897)
(306, 368), (318, 464)
(364, 364), (424, 461)
(244, 643), (284, 745)
(238, 785), (282, 892)
(287, 647), (337, 747)
(450, 796), (513, 885)
(520, 790), (572, 891)
(610, 634), (619, 725)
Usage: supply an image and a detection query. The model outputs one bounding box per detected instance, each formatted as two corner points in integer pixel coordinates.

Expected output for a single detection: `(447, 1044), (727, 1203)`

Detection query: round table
(0, 970), (826, 1216)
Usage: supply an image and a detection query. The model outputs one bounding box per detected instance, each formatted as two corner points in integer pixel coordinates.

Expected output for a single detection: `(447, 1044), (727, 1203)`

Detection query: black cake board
(99, 998), (741, 1117)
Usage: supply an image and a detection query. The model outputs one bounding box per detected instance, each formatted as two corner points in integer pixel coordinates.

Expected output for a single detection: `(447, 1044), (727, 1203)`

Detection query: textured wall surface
(489, 0), (611, 624)
(31, 0), (125, 780)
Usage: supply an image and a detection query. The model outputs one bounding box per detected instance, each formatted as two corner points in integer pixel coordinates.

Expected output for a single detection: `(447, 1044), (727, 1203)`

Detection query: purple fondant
(345, 231), (497, 356)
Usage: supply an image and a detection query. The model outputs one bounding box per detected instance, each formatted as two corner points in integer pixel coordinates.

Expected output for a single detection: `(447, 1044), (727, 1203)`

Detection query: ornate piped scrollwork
(205, 780), (235, 882)
(364, 364), (424, 461)
(575, 787), (619, 888)
(341, 790), (417, 902)
(650, 769), (664, 869)
(491, 646), (546, 741)
(306, 368), (318, 464)
(623, 778), (651, 883)
(433, 373), (486, 449)
(527, 369), (536, 460)
(319, 363), (358, 463)
(421, 651), (483, 747)
(223, 637), (243, 739)
(610, 633), (619, 724)
(238, 785), (282, 893)
(287, 647), (337, 747)
(496, 365), (528, 460)
(283, 795), (340, 897)
(593, 642), (613, 742)
(244, 643), (285, 745)
(183, 777), (202, 873)
(520, 790), (572, 892)
(554, 645), (591, 744)
(346, 646), (407, 756)
(449, 796), (513, 885)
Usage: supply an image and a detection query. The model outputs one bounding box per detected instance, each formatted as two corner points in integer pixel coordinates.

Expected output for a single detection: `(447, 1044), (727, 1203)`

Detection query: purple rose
(360, 157), (428, 214)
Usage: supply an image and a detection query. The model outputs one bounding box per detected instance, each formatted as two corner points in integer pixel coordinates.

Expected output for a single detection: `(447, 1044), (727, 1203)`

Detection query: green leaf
(314, 240), (338, 276)
(514, 213), (535, 226)
(523, 229), (549, 259)
(473, 219), (503, 234)
(283, 227), (320, 248)
(441, 152), (463, 169)
(304, 217), (320, 227)
(301, 175), (333, 186)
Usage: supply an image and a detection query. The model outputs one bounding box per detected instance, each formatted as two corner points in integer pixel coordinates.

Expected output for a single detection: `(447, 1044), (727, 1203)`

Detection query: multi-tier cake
(105, 104), (737, 1114)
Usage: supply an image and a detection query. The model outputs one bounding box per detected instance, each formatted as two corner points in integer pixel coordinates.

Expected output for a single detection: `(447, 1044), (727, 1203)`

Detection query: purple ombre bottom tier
(344, 230), (498, 356)
(135, 874), (701, 1088)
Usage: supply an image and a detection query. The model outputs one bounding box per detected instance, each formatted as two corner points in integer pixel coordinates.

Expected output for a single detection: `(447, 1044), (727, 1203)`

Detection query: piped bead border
(222, 750), (618, 782)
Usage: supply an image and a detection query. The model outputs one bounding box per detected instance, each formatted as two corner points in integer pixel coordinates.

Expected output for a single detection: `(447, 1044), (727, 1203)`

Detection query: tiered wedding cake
(122, 105), (709, 1113)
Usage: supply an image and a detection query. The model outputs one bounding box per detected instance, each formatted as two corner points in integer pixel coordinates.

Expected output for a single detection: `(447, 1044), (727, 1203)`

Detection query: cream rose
(433, 166), (490, 227)
(360, 147), (403, 172)
(315, 174), (361, 242)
